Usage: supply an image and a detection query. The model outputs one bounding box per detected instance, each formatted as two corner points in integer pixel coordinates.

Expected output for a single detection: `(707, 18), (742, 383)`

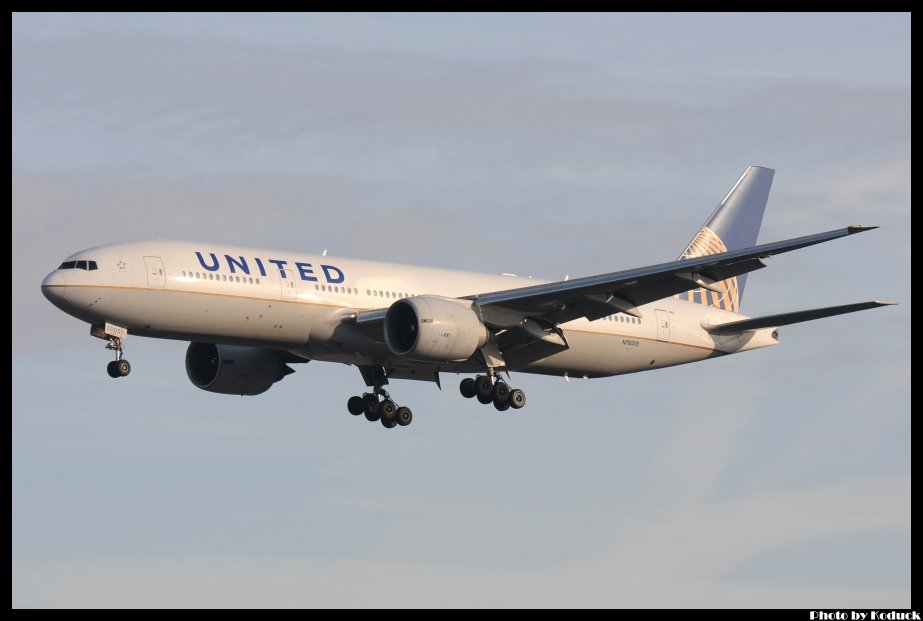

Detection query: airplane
(41, 166), (894, 429)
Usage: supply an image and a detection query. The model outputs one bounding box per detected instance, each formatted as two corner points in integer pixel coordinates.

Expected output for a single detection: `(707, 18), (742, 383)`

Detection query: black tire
(117, 359), (131, 377)
(106, 361), (120, 378)
(459, 377), (477, 399)
(396, 407), (413, 426)
(492, 381), (510, 403)
(363, 394), (381, 421)
(347, 396), (365, 416)
(494, 398), (511, 411)
(475, 375), (493, 399)
(509, 389), (526, 409)
(381, 417), (397, 429)
(476, 392), (493, 405)
(380, 400), (397, 422)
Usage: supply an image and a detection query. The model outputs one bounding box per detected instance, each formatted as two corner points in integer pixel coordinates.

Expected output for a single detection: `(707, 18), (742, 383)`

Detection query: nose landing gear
(106, 356), (131, 378)
(92, 323), (132, 379)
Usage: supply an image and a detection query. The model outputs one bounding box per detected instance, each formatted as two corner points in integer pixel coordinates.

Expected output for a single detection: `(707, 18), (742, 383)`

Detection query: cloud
(13, 471), (910, 608)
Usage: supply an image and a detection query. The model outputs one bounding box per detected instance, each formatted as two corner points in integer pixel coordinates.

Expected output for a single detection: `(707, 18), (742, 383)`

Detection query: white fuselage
(40, 240), (779, 378)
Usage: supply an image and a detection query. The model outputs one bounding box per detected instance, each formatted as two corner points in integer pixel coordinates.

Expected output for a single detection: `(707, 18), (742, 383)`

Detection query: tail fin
(675, 165), (774, 313)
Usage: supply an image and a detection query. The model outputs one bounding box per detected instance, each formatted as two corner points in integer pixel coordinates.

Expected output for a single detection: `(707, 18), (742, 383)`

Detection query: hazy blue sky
(12, 13), (910, 607)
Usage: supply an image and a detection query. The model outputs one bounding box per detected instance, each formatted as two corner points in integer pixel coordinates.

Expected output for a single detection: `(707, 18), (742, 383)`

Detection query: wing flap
(702, 300), (896, 335)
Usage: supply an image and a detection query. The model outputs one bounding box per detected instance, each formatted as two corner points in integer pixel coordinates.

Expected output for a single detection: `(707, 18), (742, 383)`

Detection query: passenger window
(256, 279), (260, 285)
(249, 278), (253, 284)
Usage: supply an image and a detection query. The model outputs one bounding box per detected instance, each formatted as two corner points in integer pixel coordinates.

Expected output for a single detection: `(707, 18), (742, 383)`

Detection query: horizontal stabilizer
(702, 301), (896, 335)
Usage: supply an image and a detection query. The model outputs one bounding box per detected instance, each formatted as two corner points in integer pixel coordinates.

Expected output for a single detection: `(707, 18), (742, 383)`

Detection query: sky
(11, 13), (911, 608)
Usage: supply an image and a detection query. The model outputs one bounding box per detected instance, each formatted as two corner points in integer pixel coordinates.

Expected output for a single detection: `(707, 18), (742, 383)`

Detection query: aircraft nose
(41, 271), (70, 307)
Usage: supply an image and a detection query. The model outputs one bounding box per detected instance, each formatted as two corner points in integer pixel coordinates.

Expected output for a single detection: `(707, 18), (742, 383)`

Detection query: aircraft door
(280, 268), (297, 301)
(655, 309), (670, 342)
(143, 256), (166, 288)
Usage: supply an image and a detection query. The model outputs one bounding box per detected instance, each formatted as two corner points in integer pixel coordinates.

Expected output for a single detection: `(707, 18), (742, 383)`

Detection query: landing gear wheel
(116, 359), (131, 377)
(396, 407), (413, 426)
(363, 394), (381, 421)
(347, 396), (365, 416)
(459, 377), (477, 399)
(494, 398), (511, 411)
(508, 389), (526, 409)
(381, 417), (398, 429)
(380, 400), (397, 423)
(492, 381), (510, 403)
(475, 375), (493, 399)
(106, 361), (120, 378)
(363, 393), (381, 414)
(476, 392), (493, 405)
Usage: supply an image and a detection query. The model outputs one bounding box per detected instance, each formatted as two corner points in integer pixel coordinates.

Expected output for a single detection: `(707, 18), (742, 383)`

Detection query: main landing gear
(347, 388), (413, 429)
(104, 335), (131, 379)
(459, 374), (526, 411)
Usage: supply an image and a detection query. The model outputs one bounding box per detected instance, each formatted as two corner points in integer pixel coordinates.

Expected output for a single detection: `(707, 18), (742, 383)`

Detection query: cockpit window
(58, 260), (99, 270)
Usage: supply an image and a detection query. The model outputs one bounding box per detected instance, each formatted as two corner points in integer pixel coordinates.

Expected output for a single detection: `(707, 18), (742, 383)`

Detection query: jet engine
(185, 342), (294, 395)
(384, 296), (489, 362)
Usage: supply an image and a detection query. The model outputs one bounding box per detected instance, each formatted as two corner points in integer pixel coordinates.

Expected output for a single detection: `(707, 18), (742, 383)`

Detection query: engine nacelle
(185, 342), (293, 396)
(384, 296), (489, 362)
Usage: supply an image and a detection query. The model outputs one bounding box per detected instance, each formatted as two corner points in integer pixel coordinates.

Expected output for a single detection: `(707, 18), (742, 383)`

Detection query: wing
(471, 226), (875, 327)
(344, 225), (876, 369)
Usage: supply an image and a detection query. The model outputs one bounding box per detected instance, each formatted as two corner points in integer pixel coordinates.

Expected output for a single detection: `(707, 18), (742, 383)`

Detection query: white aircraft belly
(63, 285), (324, 346)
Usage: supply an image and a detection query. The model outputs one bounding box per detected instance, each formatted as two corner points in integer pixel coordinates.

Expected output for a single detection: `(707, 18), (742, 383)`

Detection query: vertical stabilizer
(675, 166), (774, 312)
